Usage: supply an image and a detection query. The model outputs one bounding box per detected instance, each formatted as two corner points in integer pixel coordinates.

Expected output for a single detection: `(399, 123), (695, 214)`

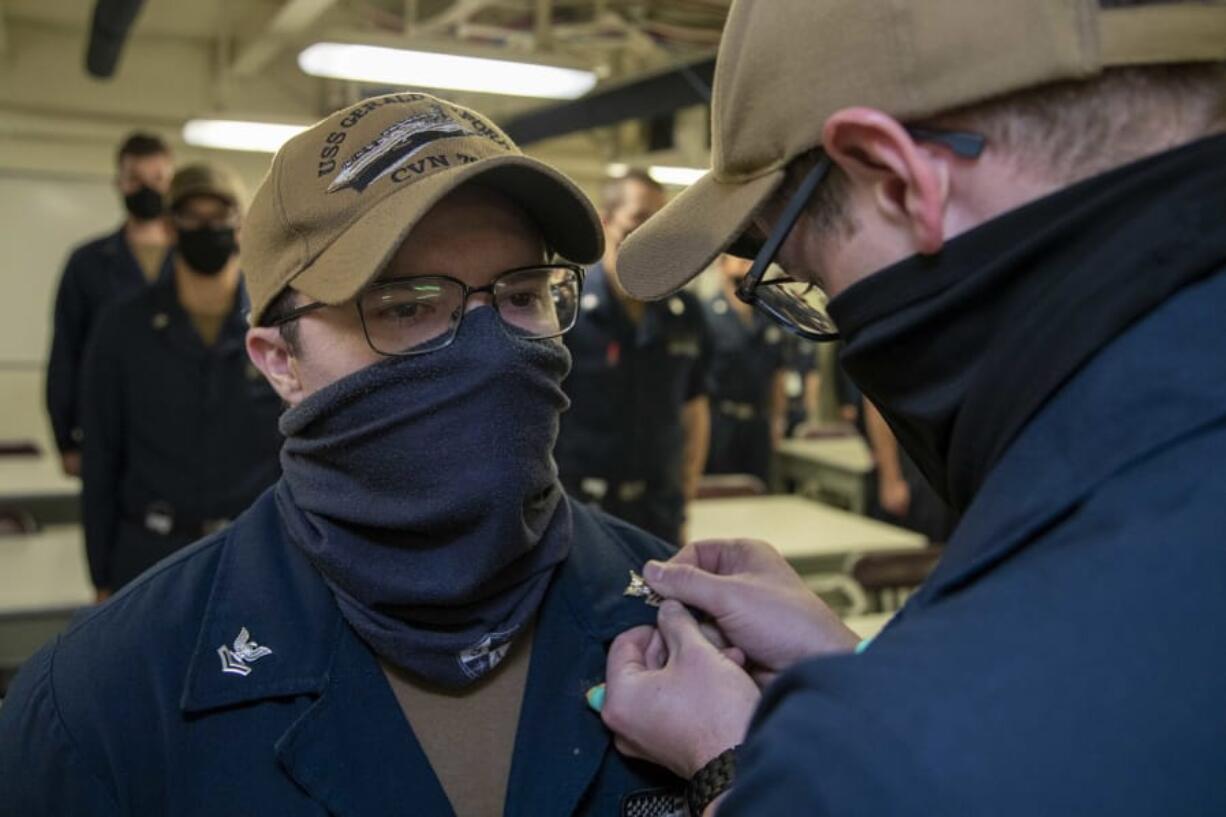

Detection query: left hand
(602, 600), (761, 779)
(879, 474), (911, 519)
(61, 450), (82, 477)
(771, 417), (787, 447)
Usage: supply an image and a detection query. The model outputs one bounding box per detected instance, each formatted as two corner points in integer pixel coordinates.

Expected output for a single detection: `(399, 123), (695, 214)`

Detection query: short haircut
(797, 0), (1226, 229)
(920, 0), (1226, 184)
(923, 63), (1226, 185)
(601, 168), (664, 215)
(116, 132), (171, 168)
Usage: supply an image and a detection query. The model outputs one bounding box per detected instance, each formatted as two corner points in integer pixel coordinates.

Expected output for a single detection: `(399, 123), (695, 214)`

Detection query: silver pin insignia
(624, 570), (663, 607)
(218, 627), (273, 676)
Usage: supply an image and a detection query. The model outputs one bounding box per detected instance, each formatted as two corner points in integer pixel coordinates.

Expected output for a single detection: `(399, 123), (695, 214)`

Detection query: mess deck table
(688, 495), (926, 574)
(772, 436), (876, 513)
(0, 525), (93, 672)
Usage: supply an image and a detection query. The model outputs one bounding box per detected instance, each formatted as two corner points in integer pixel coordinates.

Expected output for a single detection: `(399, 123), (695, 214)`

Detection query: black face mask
(177, 226), (237, 276)
(828, 134), (1226, 514)
(123, 185), (165, 221)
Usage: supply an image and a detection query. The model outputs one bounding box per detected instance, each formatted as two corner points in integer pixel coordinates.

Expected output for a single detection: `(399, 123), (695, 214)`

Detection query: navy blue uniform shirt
(556, 262), (711, 542)
(782, 336), (820, 434)
(702, 294), (786, 409)
(702, 294), (786, 482)
(722, 269), (1226, 815)
(0, 491), (682, 816)
(45, 228), (173, 453)
(80, 275), (282, 590)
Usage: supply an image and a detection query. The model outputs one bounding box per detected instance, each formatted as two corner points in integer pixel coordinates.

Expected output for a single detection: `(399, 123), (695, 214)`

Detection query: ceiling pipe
(85, 0), (146, 78)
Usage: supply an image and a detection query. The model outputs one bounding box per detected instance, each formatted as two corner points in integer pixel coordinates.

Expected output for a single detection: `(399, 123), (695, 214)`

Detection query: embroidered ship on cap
(327, 105), (472, 194)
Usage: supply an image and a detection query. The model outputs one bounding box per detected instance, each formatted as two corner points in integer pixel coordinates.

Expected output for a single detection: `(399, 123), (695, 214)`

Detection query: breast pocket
(578, 759), (686, 817)
(653, 333), (702, 405)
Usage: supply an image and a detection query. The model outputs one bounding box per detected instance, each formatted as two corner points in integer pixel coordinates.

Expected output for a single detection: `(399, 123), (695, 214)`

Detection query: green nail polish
(586, 683), (606, 713)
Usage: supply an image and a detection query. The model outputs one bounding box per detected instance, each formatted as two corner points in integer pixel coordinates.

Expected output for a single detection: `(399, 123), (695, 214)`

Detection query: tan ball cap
(169, 162), (247, 213)
(242, 92), (604, 325)
(618, 0), (1226, 301)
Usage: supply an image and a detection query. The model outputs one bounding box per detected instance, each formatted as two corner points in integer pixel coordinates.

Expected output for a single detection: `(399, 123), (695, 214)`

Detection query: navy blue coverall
(557, 262), (711, 544)
(45, 228), (172, 455)
(80, 275), (282, 590)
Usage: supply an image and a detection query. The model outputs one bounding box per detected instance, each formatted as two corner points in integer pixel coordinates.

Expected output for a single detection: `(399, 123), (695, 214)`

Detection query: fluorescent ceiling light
(647, 166), (707, 187)
(298, 42), (597, 100)
(183, 119), (307, 153)
(607, 163), (708, 187)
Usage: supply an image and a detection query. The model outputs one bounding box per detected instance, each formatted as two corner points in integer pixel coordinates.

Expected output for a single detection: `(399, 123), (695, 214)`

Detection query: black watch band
(686, 746), (739, 816)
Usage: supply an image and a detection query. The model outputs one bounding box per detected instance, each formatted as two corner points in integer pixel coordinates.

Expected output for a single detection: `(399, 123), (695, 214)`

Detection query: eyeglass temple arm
(739, 157), (833, 297)
(905, 127), (987, 159)
(267, 301), (327, 327)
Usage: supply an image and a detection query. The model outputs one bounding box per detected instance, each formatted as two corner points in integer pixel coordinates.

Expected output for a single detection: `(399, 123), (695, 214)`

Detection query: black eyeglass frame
(735, 127), (988, 342)
(266, 262), (586, 357)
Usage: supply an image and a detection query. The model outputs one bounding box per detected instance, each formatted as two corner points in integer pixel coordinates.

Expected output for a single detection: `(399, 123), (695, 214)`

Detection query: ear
(822, 107), (951, 255)
(246, 327), (305, 406)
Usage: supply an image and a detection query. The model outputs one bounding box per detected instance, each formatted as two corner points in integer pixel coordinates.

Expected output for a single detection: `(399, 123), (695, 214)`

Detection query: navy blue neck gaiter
(829, 134), (1226, 514)
(275, 308), (573, 688)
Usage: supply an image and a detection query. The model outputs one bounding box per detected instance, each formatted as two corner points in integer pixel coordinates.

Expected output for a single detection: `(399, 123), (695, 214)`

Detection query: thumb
(721, 646), (747, 668)
(644, 560), (732, 619)
(656, 600), (706, 659)
(607, 625), (654, 681)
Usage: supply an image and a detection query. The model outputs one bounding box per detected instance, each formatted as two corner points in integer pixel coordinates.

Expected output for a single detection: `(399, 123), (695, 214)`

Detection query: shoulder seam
(45, 637), (123, 811)
(60, 529), (230, 642)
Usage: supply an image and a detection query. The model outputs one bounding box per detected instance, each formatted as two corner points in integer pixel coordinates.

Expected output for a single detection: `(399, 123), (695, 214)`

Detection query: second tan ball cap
(617, 0), (1226, 302)
(169, 162), (247, 213)
(242, 93), (604, 326)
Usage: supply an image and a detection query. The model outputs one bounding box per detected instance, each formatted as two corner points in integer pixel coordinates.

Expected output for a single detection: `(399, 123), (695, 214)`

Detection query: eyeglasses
(735, 127), (988, 342)
(268, 263), (585, 357)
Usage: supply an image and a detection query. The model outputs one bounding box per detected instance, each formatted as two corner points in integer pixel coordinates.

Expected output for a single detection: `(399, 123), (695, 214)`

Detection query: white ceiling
(0, 0), (725, 185)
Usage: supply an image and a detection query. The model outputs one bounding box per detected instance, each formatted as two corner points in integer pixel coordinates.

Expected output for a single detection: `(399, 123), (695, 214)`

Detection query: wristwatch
(686, 746), (739, 816)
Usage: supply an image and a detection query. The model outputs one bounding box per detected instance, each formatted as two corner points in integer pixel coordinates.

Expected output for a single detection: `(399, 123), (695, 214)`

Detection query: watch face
(620, 787), (687, 817)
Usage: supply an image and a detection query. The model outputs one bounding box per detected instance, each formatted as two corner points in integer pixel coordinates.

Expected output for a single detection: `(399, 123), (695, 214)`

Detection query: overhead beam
(231, 0), (340, 78)
(600, 11), (672, 61)
(535, 0), (552, 51)
(403, 0), (419, 35)
(415, 0), (493, 35)
(502, 56), (714, 145)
